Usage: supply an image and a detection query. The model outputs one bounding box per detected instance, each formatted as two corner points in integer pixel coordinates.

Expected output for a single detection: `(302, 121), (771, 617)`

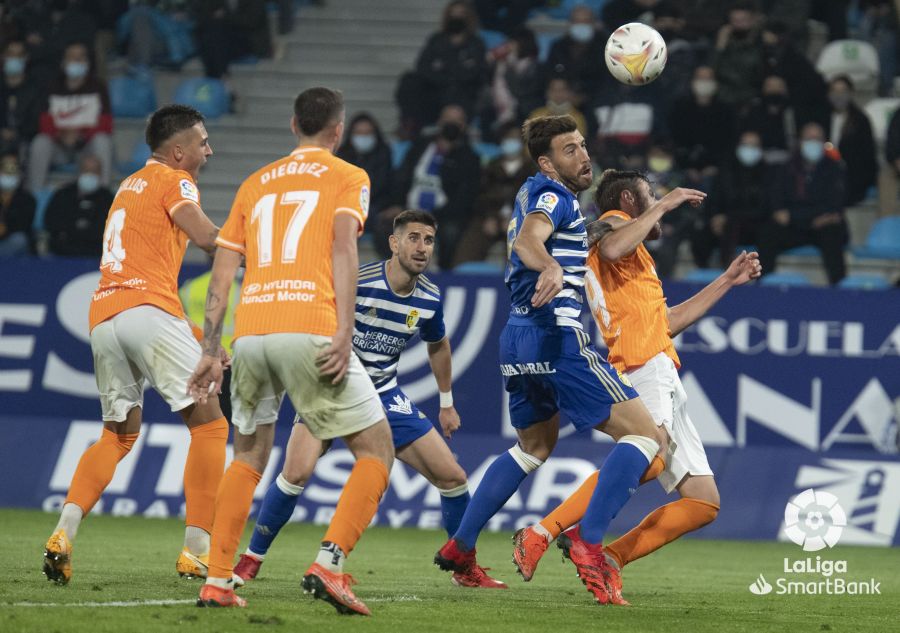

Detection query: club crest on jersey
(367, 306), (377, 318)
(617, 370), (633, 387)
(536, 192), (559, 213)
(360, 185), (370, 216)
(179, 179), (199, 203)
(406, 309), (420, 329)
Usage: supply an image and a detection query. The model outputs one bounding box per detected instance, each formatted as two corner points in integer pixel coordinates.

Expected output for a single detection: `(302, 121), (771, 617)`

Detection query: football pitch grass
(1, 509), (897, 633)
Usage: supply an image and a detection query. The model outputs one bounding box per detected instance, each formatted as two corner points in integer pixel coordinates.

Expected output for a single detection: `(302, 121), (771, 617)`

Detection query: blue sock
(247, 475), (301, 557)
(579, 442), (651, 544)
(439, 487), (470, 537)
(452, 449), (536, 550)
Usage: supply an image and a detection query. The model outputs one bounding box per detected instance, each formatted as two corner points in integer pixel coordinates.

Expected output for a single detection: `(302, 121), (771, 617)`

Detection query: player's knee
(433, 464), (468, 491)
(280, 465), (310, 488)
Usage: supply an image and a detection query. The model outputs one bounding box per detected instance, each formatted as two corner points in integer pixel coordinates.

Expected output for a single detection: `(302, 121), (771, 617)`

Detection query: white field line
(7, 599), (195, 608)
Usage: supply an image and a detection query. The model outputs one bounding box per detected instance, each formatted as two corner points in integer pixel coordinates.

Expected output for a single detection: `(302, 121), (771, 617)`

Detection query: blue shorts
(500, 323), (638, 432)
(379, 386), (434, 448)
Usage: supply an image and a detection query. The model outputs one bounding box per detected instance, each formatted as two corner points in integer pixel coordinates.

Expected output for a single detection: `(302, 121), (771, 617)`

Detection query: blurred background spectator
(43, 153), (111, 257)
(739, 74), (797, 166)
(0, 38), (42, 156)
(879, 106), (900, 216)
(336, 112), (394, 231)
(0, 151), (34, 256)
(642, 142), (694, 277)
(487, 26), (543, 134)
(545, 5), (609, 105)
(119, 1), (195, 71)
(528, 77), (587, 136)
(826, 75), (876, 205)
(713, 1), (765, 110)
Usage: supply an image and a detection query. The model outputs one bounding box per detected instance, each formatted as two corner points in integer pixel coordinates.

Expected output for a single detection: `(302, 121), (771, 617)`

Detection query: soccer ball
(604, 23), (667, 85)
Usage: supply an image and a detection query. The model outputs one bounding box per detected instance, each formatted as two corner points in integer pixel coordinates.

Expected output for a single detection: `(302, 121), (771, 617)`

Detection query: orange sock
(184, 417), (228, 533)
(322, 457), (389, 556)
(538, 456), (666, 539)
(605, 497), (719, 568)
(65, 428), (139, 515)
(207, 460), (261, 580)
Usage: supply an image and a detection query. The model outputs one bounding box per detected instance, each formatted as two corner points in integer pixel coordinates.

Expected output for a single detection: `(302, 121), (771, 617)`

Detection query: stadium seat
(782, 245), (819, 257)
(391, 140), (411, 168)
(473, 141), (501, 163)
(31, 188), (55, 231)
(118, 140), (152, 175)
(837, 273), (890, 290)
(479, 29), (508, 52)
(109, 75), (157, 118)
(863, 98), (900, 145)
(760, 271), (813, 287)
(682, 268), (723, 284)
(851, 216), (900, 259)
(453, 261), (504, 275)
(536, 32), (556, 62)
(172, 78), (230, 119)
(816, 39), (880, 93)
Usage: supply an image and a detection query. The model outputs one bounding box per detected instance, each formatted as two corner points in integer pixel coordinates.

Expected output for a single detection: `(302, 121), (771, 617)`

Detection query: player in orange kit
(512, 169), (762, 598)
(188, 87), (392, 615)
(43, 105), (230, 585)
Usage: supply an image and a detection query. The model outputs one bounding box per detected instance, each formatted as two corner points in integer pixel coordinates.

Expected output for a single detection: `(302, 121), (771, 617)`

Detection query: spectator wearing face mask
(0, 152), (35, 256)
(28, 41), (113, 192)
(739, 75), (798, 166)
(712, 2), (765, 109)
(826, 76), (876, 206)
(336, 113), (394, 229)
(396, 0), (487, 135)
(453, 121), (533, 265)
(694, 130), (771, 268)
(758, 122), (848, 285)
(527, 78), (587, 137)
(667, 65), (735, 192)
(389, 104), (481, 269)
(642, 143), (693, 278)
(489, 26), (543, 129)
(43, 153), (112, 258)
(545, 5), (610, 103)
(0, 39), (43, 156)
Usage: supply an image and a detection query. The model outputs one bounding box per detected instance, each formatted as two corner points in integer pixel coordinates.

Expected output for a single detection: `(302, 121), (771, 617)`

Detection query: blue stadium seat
(453, 261), (504, 275)
(479, 29), (508, 51)
(391, 140), (411, 168)
(837, 273), (890, 290)
(760, 271), (813, 287)
(172, 78), (229, 119)
(118, 140), (152, 175)
(851, 216), (900, 259)
(473, 141), (501, 162)
(536, 32), (557, 62)
(32, 188), (55, 231)
(109, 75), (157, 118)
(782, 245), (819, 257)
(682, 268), (723, 284)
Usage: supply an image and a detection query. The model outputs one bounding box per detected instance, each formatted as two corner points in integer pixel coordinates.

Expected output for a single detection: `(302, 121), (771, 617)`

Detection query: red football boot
(511, 526), (549, 581)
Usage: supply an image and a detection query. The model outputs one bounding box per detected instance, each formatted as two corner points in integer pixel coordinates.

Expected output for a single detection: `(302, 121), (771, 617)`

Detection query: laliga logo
(784, 488), (847, 552)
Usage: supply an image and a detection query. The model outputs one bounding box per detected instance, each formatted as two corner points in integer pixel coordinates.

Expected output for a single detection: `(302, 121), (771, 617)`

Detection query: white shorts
(230, 333), (383, 439)
(626, 352), (713, 493)
(90, 305), (200, 421)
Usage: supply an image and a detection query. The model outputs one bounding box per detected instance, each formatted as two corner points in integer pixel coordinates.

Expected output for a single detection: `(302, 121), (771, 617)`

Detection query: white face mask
(0, 173), (19, 191)
(800, 140), (824, 163)
(78, 172), (100, 194)
(569, 23), (594, 43)
(735, 144), (762, 167)
(351, 134), (376, 154)
(692, 79), (717, 99)
(64, 61), (89, 80)
(4, 57), (25, 76)
(500, 138), (522, 158)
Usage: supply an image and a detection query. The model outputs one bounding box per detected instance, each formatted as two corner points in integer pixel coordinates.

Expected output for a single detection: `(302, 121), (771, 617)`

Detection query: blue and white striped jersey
(352, 260), (446, 393)
(505, 173), (588, 329)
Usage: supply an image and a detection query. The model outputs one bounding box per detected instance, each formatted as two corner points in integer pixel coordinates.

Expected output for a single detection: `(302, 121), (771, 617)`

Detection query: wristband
(439, 391), (453, 408)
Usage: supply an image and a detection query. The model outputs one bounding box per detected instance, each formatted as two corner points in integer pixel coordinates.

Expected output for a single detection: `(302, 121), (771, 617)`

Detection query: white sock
(184, 526), (210, 556)
(533, 523), (552, 541)
(275, 473), (304, 496)
(56, 503), (84, 541)
(244, 549), (265, 561)
(205, 576), (233, 589)
(315, 542), (346, 573)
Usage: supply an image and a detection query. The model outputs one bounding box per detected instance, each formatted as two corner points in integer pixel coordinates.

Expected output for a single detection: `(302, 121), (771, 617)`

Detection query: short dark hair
(145, 104), (205, 151)
(594, 169), (650, 212)
(522, 115), (578, 161)
(294, 87), (344, 137)
(393, 209), (437, 232)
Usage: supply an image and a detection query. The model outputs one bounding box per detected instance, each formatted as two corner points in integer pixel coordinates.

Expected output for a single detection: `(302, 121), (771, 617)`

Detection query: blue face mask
(64, 61), (89, 80)
(78, 173), (100, 194)
(801, 140), (824, 163)
(500, 138), (522, 157)
(569, 23), (594, 43)
(4, 57), (25, 76)
(0, 173), (19, 191)
(736, 144), (762, 167)
(351, 134), (376, 154)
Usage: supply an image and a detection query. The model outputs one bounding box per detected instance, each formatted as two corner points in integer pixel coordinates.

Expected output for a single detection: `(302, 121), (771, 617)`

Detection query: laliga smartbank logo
(748, 488), (881, 597)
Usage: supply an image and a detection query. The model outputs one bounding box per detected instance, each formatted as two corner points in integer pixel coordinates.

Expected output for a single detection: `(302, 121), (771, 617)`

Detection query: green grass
(1, 508), (897, 633)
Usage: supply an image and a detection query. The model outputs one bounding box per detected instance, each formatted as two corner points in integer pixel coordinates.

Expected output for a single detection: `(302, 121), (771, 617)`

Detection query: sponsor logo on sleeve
(360, 185), (370, 216)
(179, 179), (199, 203)
(535, 192), (559, 213)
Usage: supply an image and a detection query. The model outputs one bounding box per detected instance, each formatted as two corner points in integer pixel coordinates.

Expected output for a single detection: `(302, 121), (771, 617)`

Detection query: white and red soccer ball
(605, 22), (668, 85)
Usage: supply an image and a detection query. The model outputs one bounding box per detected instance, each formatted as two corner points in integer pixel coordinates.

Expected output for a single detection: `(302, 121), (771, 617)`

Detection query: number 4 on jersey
(252, 190), (320, 266)
(101, 208), (127, 272)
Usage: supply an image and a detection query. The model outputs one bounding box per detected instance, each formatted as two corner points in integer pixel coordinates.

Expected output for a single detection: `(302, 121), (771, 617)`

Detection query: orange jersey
(217, 147), (370, 339)
(89, 160), (202, 330)
(583, 209), (680, 372)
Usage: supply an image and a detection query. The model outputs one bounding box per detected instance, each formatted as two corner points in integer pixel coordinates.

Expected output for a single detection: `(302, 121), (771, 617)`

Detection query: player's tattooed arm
(585, 220), (613, 247)
(200, 247), (242, 357)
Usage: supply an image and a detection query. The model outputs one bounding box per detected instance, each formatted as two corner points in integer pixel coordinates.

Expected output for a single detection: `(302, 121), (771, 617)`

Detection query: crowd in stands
(376, 0), (900, 284)
(0, 0), (282, 257)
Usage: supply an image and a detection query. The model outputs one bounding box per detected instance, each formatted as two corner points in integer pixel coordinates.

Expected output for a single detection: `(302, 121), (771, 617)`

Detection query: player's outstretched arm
(172, 202), (220, 254)
(595, 187), (706, 261)
(667, 251), (762, 337)
(513, 213), (563, 308)
(188, 246), (242, 402)
(317, 213), (359, 385)
(427, 337), (460, 439)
